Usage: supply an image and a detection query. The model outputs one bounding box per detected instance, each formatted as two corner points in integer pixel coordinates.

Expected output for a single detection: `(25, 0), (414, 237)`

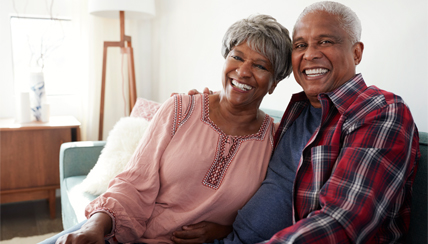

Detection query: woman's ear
(268, 81), (279, 94)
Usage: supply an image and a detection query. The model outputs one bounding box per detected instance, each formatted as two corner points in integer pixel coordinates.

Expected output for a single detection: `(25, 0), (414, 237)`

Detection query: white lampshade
(88, 0), (156, 19)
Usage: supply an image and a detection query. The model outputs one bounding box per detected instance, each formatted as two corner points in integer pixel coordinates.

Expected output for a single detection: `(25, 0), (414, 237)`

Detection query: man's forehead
(293, 11), (342, 39)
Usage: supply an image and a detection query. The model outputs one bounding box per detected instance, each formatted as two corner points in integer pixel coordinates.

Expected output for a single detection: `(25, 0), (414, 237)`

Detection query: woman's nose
(236, 62), (252, 77)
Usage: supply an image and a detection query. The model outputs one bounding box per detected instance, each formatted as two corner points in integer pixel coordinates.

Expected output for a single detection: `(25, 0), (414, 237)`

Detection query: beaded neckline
(201, 94), (271, 141)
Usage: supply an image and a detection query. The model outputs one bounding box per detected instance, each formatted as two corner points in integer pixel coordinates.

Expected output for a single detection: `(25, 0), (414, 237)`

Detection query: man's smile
(304, 68), (329, 78)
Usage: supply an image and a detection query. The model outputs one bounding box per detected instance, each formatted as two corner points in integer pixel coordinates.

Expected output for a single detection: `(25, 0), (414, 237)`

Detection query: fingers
(171, 231), (204, 244)
(182, 221), (208, 230)
(171, 222), (210, 243)
(171, 236), (203, 244)
(202, 87), (212, 95)
(187, 89), (201, 95)
(55, 232), (105, 244)
(175, 88), (214, 96)
(172, 228), (203, 239)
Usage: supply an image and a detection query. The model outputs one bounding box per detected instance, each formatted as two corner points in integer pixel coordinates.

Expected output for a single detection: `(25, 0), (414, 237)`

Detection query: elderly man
(260, 2), (420, 243)
(172, 1), (420, 244)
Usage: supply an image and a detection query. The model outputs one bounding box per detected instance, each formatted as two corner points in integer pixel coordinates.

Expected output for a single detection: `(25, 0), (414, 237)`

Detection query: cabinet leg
(49, 189), (56, 219)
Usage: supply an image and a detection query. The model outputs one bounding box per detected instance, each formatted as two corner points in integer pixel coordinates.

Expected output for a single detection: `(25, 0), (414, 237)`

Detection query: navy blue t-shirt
(223, 105), (321, 244)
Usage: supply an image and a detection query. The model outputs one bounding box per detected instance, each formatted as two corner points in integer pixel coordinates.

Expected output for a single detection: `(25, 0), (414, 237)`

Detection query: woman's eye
(255, 64), (267, 71)
(232, 55), (243, 61)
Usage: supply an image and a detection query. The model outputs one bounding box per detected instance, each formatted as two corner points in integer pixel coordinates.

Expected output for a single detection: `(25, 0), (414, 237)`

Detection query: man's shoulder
(364, 85), (405, 105)
(348, 85), (408, 114)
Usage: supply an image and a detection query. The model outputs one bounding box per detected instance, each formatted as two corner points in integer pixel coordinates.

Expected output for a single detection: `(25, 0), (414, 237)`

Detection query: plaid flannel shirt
(264, 74), (420, 243)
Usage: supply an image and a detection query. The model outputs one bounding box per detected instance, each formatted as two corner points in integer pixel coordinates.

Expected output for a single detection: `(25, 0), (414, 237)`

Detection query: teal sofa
(59, 110), (427, 243)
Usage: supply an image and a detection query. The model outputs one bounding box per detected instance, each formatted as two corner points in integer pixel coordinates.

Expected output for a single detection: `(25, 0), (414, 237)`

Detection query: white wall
(151, 0), (428, 132)
(1, 0), (427, 137)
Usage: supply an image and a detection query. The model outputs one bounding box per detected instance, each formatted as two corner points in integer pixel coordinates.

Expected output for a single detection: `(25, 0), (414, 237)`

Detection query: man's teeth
(232, 80), (252, 91)
(305, 68), (328, 76)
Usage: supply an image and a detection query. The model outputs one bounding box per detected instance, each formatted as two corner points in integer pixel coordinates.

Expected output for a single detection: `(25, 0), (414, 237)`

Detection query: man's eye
(294, 43), (306, 49)
(320, 40), (333, 45)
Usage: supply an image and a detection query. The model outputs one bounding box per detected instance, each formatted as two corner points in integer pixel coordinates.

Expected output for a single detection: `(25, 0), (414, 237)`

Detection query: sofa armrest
(60, 141), (106, 181)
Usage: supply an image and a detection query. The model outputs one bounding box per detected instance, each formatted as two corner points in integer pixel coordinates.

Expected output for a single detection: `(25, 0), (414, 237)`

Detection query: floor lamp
(88, 0), (155, 140)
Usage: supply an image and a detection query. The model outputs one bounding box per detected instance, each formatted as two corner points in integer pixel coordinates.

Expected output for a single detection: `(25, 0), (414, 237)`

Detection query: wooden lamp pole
(98, 11), (137, 140)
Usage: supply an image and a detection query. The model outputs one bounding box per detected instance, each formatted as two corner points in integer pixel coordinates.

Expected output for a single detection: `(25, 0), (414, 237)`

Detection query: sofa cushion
(130, 98), (162, 121)
(81, 117), (150, 195)
(62, 176), (98, 226)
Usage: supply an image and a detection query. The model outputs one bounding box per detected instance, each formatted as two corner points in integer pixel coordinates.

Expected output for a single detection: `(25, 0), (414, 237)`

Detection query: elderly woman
(48, 14), (292, 244)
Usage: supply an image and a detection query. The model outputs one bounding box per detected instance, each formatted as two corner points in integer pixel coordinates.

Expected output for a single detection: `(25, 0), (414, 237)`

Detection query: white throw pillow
(81, 117), (150, 195)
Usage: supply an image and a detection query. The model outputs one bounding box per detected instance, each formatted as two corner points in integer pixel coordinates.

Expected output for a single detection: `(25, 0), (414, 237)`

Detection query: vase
(29, 71), (47, 121)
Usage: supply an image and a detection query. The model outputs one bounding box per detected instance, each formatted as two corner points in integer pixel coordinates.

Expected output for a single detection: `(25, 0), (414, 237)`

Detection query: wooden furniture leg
(49, 189), (56, 219)
(126, 45), (137, 114)
(99, 43), (108, 141)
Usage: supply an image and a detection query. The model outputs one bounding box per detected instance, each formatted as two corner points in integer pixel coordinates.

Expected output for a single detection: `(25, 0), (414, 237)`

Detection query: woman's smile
(231, 79), (253, 92)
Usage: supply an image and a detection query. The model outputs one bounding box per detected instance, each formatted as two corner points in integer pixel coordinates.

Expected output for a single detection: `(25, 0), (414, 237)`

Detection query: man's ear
(353, 42), (364, 65)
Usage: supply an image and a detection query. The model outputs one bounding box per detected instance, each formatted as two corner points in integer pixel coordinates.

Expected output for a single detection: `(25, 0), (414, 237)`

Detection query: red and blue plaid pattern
(265, 74), (420, 243)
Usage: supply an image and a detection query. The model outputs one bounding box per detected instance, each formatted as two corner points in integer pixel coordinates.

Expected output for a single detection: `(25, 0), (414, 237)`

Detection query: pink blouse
(86, 94), (275, 244)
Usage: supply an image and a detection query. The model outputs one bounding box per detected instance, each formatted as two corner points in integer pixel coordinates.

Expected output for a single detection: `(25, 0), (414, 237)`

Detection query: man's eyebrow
(292, 37), (304, 43)
(317, 34), (343, 42)
(292, 34), (343, 43)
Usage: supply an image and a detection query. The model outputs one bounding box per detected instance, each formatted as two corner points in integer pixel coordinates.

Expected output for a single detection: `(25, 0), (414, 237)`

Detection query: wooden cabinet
(0, 116), (80, 219)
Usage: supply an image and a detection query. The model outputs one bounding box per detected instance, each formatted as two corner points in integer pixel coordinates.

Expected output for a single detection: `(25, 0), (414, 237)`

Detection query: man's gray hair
(222, 14), (292, 82)
(294, 1), (362, 44)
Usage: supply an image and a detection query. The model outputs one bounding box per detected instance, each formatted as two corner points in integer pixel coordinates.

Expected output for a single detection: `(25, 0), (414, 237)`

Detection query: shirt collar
(289, 73), (367, 114)
(323, 73), (367, 114)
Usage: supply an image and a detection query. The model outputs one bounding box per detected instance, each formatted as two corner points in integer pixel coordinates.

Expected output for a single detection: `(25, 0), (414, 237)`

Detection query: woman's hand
(171, 221), (232, 244)
(55, 230), (105, 244)
(56, 213), (112, 244)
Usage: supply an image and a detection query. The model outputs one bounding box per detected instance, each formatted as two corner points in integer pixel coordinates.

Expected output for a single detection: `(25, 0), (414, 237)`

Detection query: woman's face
(221, 42), (276, 109)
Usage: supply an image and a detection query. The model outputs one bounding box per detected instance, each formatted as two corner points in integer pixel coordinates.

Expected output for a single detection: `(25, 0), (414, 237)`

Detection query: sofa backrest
(407, 131), (427, 243)
(262, 108), (283, 123)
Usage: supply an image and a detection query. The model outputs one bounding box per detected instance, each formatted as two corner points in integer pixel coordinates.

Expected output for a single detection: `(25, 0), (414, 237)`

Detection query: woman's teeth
(232, 80), (252, 91)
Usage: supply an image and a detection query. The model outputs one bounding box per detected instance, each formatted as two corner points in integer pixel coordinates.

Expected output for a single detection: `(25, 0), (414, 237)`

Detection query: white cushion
(81, 117), (150, 195)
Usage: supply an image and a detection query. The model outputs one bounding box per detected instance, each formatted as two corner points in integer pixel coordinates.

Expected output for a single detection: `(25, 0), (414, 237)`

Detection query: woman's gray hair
(294, 1), (362, 44)
(221, 14), (292, 82)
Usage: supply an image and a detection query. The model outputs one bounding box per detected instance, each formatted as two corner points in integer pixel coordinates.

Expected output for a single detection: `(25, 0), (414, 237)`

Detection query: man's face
(292, 11), (363, 107)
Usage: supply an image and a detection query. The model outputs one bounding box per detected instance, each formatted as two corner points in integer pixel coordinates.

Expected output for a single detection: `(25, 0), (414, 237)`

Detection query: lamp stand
(98, 11), (137, 140)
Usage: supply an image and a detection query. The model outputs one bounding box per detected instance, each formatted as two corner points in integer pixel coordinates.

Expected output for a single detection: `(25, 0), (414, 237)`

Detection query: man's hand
(170, 87), (213, 97)
(171, 221), (232, 244)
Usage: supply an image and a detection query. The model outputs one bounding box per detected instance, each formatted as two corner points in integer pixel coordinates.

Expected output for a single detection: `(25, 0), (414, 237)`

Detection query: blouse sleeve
(85, 95), (179, 243)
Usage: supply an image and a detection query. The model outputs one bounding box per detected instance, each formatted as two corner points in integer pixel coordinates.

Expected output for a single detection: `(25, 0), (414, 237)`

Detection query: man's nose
(303, 45), (322, 61)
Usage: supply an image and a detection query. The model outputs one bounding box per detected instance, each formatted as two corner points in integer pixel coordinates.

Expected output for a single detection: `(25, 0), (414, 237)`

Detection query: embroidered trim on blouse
(179, 95), (195, 127)
(201, 94), (271, 189)
(172, 95), (196, 137)
(171, 95), (182, 137)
